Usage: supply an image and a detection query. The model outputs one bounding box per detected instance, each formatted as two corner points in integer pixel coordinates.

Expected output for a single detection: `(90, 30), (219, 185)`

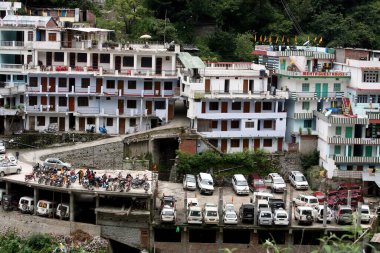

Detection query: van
(196, 173), (214, 195)
(36, 200), (56, 217)
(18, 196), (34, 214)
(56, 203), (70, 219)
(251, 192), (274, 204)
(239, 204), (255, 223)
(293, 194), (319, 208)
(231, 174), (249, 195)
(258, 208), (273, 226)
(187, 206), (203, 224)
(360, 205), (371, 223)
(203, 203), (219, 225)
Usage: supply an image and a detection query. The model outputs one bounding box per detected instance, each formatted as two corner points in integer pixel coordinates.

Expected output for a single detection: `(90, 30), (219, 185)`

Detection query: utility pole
(347, 190), (352, 207)
(163, 9), (167, 44)
(323, 201), (327, 227)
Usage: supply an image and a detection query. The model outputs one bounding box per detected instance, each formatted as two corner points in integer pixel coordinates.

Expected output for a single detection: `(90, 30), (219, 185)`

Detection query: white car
(258, 208), (273, 226)
(223, 203), (235, 213)
(43, 158), (71, 170)
(36, 200), (56, 217)
(264, 173), (286, 193)
(231, 174), (250, 195)
(186, 198), (199, 208)
(0, 161), (22, 177)
(18, 196), (34, 214)
(183, 174), (196, 191)
(160, 206), (176, 223)
(197, 173), (214, 195)
(313, 205), (333, 223)
(273, 208), (289, 226)
(187, 206), (203, 224)
(294, 206), (314, 225)
(203, 203), (219, 225)
(289, 171), (309, 190)
(293, 194), (319, 208)
(56, 203), (70, 220)
(223, 210), (238, 225)
(360, 204), (371, 223)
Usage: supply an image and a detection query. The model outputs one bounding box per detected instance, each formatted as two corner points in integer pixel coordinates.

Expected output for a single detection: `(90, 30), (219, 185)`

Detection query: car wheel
(16, 169), (21, 174)
(0, 172), (4, 177)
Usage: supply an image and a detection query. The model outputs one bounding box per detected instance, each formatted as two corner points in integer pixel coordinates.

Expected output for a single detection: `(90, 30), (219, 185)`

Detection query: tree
(234, 33), (254, 62)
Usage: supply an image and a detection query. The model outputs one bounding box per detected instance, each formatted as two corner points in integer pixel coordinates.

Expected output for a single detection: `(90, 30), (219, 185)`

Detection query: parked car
(257, 199), (270, 210)
(203, 203), (219, 224)
(187, 206), (203, 224)
(312, 191), (327, 204)
(196, 173), (214, 195)
(335, 205), (353, 225)
(223, 210), (238, 225)
(264, 173), (286, 193)
(239, 204), (255, 223)
(273, 208), (289, 226)
(0, 161), (22, 177)
(56, 203), (70, 220)
(294, 206), (314, 225)
(289, 171), (309, 190)
(183, 174), (196, 191)
(2, 194), (19, 211)
(231, 174), (250, 195)
(223, 203), (235, 213)
(18, 196), (34, 214)
(248, 173), (266, 192)
(258, 208), (273, 226)
(312, 205), (333, 223)
(360, 204), (371, 223)
(268, 198), (285, 212)
(160, 206), (176, 223)
(0, 141), (5, 154)
(160, 195), (176, 211)
(43, 158), (71, 170)
(186, 198), (199, 208)
(251, 192), (274, 204)
(293, 194), (319, 208)
(36, 200), (57, 217)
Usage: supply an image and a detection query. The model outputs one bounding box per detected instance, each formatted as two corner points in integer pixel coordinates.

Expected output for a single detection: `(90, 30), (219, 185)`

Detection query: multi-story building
(179, 54), (288, 153)
(253, 45), (351, 153)
(0, 2), (179, 135)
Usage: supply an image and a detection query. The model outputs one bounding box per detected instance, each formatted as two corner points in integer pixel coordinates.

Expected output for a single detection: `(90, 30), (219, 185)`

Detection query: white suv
(313, 205), (333, 223)
(289, 171), (309, 190)
(197, 173), (214, 195)
(273, 208), (289, 226)
(293, 194), (319, 208)
(294, 206), (314, 225)
(203, 203), (219, 224)
(231, 174), (249, 195)
(264, 173), (286, 193)
(360, 205), (371, 223)
(161, 205), (176, 223)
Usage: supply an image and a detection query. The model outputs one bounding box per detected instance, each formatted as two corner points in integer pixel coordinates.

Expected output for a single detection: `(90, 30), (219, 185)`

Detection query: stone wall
(40, 141), (124, 170)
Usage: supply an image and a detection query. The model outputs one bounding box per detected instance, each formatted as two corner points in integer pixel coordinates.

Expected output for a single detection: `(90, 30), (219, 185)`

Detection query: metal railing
(0, 41), (24, 47)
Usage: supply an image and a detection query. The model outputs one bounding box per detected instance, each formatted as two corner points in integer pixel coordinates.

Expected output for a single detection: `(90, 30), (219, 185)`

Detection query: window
(357, 95), (368, 103)
(37, 116), (45, 126)
(370, 95), (377, 103)
(28, 31), (33, 41)
(127, 100), (136, 108)
(50, 117), (58, 124)
(263, 120), (273, 129)
(20, 95), (24, 104)
(106, 80), (115, 89)
(231, 120), (240, 129)
(144, 81), (152, 90)
(164, 82), (172, 90)
(224, 79), (230, 93)
(58, 78), (67, 88)
(54, 52), (64, 62)
(77, 97), (89, 107)
(245, 121), (255, 128)
(334, 145), (341, 155)
(141, 57), (152, 68)
(363, 70), (379, 83)
(128, 80), (136, 89)
(263, 139), (272, 147)
(81, 78), (90, 88)
(69, 78), (75, 87)
(335, 126), (342, 135)
(333, 83), (341, 92)
(123, 56), (134, 67)
(130, 118), (136, 127)
(29, 96), (37, 106)
(345, 127), (353, 138)
(209, 102), (219, 111)
(29, 77), (38, 87)
(302, 101), (310, 110)
(304, 120), (312, 128)
(155, 101), (165, 109)
(77, 53), (87, 62)
(262, 102), (272, 110)
(211, 121), (218, 129)
(231, 102), (241, 110)
(87, 117), (95, 124)
(48, 33), (57, 41)
(230, 139), (240, 148)
(100, 54), (110, 63)
(302, 83), (309, 92)
(106, 118), (113, 126)
(58, 97), (67, 106)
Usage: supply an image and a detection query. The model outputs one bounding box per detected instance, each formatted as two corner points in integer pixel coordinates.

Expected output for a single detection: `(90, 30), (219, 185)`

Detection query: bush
(300, 150), (319, 171)
(26, 233), (52, 251)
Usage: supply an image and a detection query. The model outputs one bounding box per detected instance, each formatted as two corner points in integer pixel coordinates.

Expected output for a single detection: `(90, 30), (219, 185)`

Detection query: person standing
(15, 151), (19, 160)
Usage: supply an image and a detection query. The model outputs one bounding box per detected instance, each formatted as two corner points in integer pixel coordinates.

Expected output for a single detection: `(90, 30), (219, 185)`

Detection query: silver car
(183, 174), (196, 191)
(258, 208), (273, 226)
(43, 158), (71, 170)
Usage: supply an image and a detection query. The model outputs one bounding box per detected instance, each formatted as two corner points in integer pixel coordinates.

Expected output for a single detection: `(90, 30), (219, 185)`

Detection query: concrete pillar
(217, 228), (223, 253)
(34, 50), (39, 66)
(87, 53), (91, 67)
(69, 192), (74, 222)
(95, 195), (99, 225)
(95, 116), (100, 132)
(133, 54), (137, 70)
(165, 98), (169, 123)
(345, 145), (349, 156)
(63, 52), (68, 66)
(140, 99), (144, 129)
(5, 182), (11, 194)
(377, 146), (380, 157)
(152, 54), (156, 75)
(181, 227), (188, 253)
(33, 188), (39, 215)
(110, 53), (114, 70)
(171, 56), (176, 73)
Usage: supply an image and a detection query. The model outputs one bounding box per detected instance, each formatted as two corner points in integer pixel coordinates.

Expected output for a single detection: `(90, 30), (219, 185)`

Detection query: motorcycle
(66, 178), (71, 188)
(143, 182), (150, 193)
(25, 173), (35, 182)
(81, 178), (94, 191)
(117, 179), (127, 192)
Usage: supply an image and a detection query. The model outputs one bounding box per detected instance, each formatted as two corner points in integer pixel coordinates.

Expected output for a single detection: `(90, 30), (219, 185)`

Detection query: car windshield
(226, 213), (236, 218)
(261, 213), (272, 218)
(310, 199), (318, 204)
(190, 210), (201, 216)
(202, 180), (213, 185)
(207, 211), (218, 216)
(361, 210), (369, 214)
(225, 205), (234, 211)
(341, 209), (352, 214)
(186, 176), (196, 183)
(20, 199), (29, 204)
(273, 178), (284, 183)
(277, 213), (287, 218)
(163, 210), (174, 215)
(237, 180), (248, 186)
(295, 175), (306, 181)
(303, 210), (312, 215)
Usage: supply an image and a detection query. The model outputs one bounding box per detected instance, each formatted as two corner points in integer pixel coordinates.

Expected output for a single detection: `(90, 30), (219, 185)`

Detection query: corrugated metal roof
(178, 52), (205, 69)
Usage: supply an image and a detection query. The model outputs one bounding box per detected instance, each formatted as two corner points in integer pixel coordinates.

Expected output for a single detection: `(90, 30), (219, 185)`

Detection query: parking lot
(156, 180), (374, 229)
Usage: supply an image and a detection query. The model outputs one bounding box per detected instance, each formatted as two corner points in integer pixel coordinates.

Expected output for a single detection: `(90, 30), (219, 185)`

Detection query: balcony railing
(0, 63), (23, 71)
(293, 112), (314, 119)
(334, 156), (380, 164)
(314, 111), (369, 125)
(275, 69), (351, 78)
(291, 91), (344, 100)
(328, 137), (380, 145)
(0, 41), (24, 47)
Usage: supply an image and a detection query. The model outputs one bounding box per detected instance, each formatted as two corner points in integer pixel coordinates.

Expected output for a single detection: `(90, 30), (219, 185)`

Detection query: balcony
(334, 155), (380, 164)
(275, 69), (351, 78)
(293, 112), (314, 119)
(314, 111), (369, 125)
(367, 111), (380, 120)
(190, 89), (285, 100)
(290, 91), (344, 101)
(0, 41), (24, 48)
(328, 137), (380, 145)
(0, 63), (24, 72)
(333, 170), (362, 179)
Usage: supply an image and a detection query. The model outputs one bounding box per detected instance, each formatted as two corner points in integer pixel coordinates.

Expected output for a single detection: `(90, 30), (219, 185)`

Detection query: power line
(280, 0), (303, 35)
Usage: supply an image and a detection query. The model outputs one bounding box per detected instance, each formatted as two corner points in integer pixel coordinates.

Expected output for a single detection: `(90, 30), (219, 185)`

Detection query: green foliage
(176, 150), (279, 179)
(300, 150), (319, 170)
(234, 33), (254, 62)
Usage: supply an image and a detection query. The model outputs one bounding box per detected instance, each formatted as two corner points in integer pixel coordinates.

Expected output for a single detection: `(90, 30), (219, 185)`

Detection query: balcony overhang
(314, 111), (369, 125)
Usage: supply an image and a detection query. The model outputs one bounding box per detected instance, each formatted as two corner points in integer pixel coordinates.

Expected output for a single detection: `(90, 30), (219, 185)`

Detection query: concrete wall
(41, 141), (124, 170)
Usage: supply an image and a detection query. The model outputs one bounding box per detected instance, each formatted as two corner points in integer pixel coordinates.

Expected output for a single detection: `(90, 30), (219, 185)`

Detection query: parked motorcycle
(25, 173), (35, 182)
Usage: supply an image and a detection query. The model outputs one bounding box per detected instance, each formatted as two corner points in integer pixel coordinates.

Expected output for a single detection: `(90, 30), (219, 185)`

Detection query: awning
(178, 52), (205, 69)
